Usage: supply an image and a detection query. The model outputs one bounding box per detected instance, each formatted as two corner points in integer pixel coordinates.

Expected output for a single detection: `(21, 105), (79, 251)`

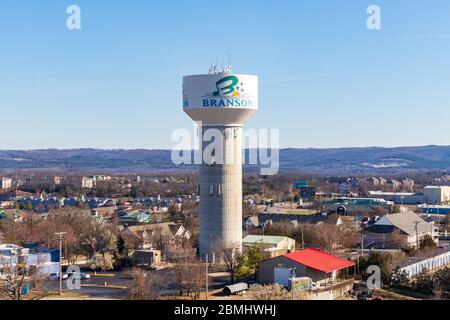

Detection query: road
(44, 267), (233, 300)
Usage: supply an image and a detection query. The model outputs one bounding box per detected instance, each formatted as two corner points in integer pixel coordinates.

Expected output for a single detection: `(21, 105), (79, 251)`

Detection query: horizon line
(0, 144), (449, 152)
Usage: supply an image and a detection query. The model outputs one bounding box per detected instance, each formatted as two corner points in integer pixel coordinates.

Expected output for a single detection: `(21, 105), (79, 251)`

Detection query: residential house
(363, 212), (438, 249)
(120, 222), (191, 249)
(118, 209), (153, 224)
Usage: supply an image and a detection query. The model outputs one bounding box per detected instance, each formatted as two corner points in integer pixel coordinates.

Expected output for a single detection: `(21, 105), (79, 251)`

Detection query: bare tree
(90, 252), (114, 274)
(0, 262), (27, 300)
(185, 260), (206, 300)
(167, 246), (194, 296)
(127, 268), (162, 300)
(214, 242), (244, 284)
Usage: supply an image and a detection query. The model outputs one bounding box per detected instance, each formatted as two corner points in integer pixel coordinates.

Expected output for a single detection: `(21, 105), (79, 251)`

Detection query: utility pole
(359, 233), (364, 275)
(290, 186), (293, 214)
(55, 232), (66, 295)
(301, 225), (304, 250)
(205, 254), (209, 300)
(361, 233), (364, 254)
(291, 267), (297, 300)
(208, 233), (213, 266)
(414, 221), (420, 248)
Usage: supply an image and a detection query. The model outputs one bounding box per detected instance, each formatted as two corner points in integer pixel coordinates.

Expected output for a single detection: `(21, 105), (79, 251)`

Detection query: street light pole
(55, 232), (66, 295)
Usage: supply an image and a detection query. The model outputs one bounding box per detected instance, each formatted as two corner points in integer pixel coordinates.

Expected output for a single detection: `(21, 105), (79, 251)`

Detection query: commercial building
(323, 197), (393, 214)
(423, 186), (450, 205)
(395, 247), (450, 278)
(0, 244), (59, 276)
(242, 235), (295, 258)
(418, 204), (450, 215)
(363, 212), (438, 249)
(367, 191), (424, 205)
(248, 213), (341, 229)
(368, 186), (450, 205)
(183, 67), (258, 258)
(258, 248), (354, 287)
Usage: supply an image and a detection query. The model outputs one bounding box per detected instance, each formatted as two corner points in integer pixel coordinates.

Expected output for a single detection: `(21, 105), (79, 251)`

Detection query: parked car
(351, 282), (368, 298)
(48, 273), (68, 281)
(67, 272), (91, 280)
(357, 290), (374, 300)
(80, 273), (91, 280)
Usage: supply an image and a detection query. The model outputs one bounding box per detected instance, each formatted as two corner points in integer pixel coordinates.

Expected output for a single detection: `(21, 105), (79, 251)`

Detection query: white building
(0, 244), (59, 277)
(242, 235), (296, 258)
(1, 177), (12, 190)
(81, 177), (94, 189)
(367, 191), (424, 205)
(423, 186), (450, 205)
(92, 175), (112, 183)
(396, 248), (450, 278)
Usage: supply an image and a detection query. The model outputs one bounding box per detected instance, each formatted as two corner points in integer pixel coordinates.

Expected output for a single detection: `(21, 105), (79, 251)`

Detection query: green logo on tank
(213, 75), (242, 97)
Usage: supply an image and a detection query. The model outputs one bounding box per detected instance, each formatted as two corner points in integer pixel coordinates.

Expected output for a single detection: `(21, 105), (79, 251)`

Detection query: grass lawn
(27, 291), (89, 300)
(285, 209), (318, 215)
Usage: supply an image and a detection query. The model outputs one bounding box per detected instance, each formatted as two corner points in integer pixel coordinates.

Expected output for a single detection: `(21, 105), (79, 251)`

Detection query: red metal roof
(283, 248), (355, 273)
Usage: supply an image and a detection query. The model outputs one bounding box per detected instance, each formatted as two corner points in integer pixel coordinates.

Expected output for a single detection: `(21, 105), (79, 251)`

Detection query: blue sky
(1, 0), (450, 149)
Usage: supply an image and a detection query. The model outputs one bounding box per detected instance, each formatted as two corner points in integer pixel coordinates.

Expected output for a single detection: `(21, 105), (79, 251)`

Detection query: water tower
(182, 67), (258, 258)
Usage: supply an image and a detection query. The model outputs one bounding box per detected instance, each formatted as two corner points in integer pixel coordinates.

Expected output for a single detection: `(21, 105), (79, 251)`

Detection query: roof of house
(121, 222), (188, 239)
(283, 248), (355, 273)
(258, 213), (339, 226)
(242, 235), (290, 245)
(380, 212), (432, 235)
(364, 224), (396, 234)
(245, 216), (259, 227)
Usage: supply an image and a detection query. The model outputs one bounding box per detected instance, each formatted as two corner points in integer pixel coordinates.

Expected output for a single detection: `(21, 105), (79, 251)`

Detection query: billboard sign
(183, 73), (258, 110)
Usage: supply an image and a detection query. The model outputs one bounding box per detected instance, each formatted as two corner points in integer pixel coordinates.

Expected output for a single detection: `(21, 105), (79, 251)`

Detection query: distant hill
(0, 146), (449, 175)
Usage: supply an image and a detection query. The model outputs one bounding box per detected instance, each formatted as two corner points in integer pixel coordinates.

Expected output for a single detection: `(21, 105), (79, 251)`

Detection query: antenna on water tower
(226, 50), (232, 73)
